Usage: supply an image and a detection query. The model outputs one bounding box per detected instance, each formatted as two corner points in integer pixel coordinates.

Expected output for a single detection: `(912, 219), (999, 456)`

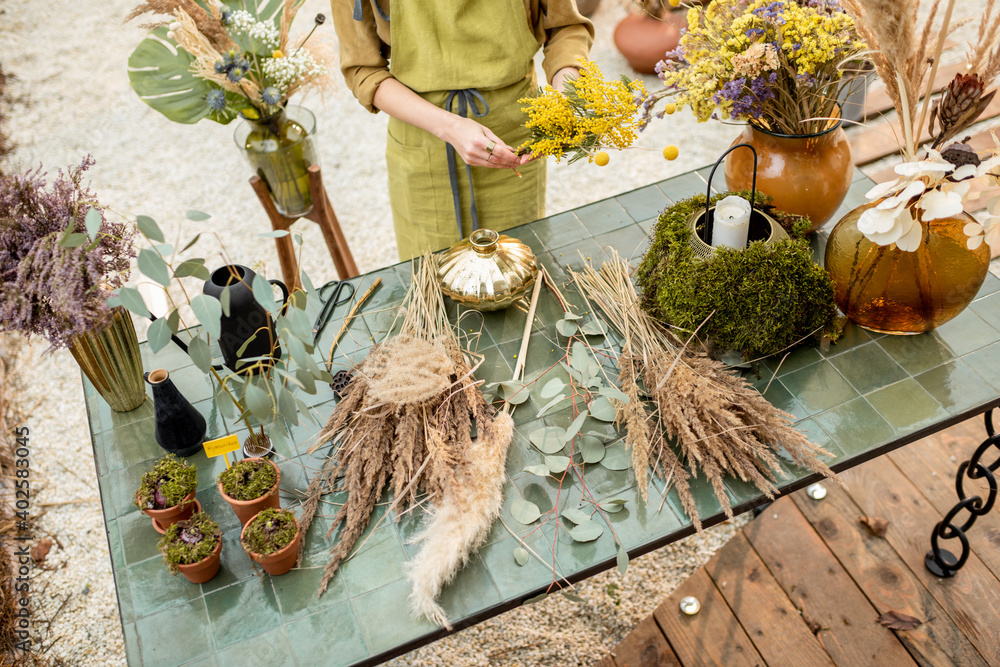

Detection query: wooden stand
(250, 165), (359, 290)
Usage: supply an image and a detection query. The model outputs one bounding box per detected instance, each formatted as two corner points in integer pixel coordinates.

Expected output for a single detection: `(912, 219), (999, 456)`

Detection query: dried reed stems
(573, 254), (836, 528)
(304, 257), (511, 627)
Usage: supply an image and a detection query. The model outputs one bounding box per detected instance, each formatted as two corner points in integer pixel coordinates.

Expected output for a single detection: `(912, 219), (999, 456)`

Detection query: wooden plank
(703, 532), (833, 667)
(610, 614), (681, 667)
(839, 458), (1000, 663)
(791, 485), (989, 667)
(743, 498), (917, 666)
(849, 92), (1000, 165)
(887, 418), (1000, 582)
(652, 568), (763, 667)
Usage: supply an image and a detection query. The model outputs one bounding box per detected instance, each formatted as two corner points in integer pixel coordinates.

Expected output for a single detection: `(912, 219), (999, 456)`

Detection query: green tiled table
(86, 167), (1000, 666)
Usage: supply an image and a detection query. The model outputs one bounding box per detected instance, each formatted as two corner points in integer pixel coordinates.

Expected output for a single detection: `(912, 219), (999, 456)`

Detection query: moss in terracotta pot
(158, 512), (221, 575)
(134, 453), (197, 510)
(217, 458), (278, 501)
(241, 507), (297, 556)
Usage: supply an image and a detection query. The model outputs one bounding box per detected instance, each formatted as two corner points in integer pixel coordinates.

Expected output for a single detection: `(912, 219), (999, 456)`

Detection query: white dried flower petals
(866, 178), (902, 200)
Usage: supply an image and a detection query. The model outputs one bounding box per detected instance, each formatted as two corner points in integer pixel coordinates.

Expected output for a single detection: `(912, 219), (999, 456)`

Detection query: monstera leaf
(126, 0), (286, 125)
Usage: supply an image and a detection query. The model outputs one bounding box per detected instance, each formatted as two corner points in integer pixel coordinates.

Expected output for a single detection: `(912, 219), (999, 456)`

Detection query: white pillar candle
(711, 195), (752, 250)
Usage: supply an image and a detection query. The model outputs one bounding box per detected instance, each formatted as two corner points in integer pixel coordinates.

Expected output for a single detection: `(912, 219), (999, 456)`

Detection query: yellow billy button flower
(594, 151), (610, 166)
(663, 145), (679, 161)
(669, 0), (681, 6)
(664, 102), (677, 115)
(272, 49), (284, 59)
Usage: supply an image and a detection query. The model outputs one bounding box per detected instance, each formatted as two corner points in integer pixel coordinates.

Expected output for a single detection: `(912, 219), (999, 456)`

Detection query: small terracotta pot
(218, 458), (281, 526)
(139, 491), (199, 534)
(174, 539), (223, 584)
(613, 12), (686, 75)
(241, 515), (301, 576)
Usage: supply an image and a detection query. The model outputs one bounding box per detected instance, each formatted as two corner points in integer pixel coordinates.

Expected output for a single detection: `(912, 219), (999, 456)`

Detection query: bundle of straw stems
(573, 252), (836, 529)
(301, 255), (512, 630)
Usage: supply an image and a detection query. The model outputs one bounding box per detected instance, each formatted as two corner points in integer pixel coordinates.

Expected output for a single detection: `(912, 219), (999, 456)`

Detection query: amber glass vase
(824, 203), (990, 334)
(437, 229), (538, 311)
(725, 120), (853, 232)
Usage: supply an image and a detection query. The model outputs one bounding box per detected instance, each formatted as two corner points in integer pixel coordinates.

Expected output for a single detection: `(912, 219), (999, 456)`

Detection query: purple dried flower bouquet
(0, 156), (136, 348)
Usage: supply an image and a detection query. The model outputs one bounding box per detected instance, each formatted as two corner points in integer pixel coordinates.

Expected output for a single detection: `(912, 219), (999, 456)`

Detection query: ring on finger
(485, 140), (496, 154)
(487, 153), (493, 162)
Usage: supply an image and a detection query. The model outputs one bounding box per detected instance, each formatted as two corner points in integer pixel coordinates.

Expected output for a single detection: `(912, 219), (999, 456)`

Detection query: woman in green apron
(330, 0), (594, 260)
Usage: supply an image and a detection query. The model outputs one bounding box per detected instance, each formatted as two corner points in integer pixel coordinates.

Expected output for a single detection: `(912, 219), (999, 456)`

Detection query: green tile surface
(84, 167), (1000, 665)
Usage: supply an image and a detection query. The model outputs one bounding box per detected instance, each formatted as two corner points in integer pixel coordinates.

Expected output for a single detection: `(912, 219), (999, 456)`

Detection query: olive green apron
(382, 0), (546, 261)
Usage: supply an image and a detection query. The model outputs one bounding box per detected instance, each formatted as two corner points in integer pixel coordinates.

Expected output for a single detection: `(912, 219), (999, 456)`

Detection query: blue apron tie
(353, 0), (390, 21)
(444, 88), (490, 239)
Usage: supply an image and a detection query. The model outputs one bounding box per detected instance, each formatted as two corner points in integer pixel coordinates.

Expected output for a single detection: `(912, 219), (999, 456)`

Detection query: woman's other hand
(441, 116), (521, 169)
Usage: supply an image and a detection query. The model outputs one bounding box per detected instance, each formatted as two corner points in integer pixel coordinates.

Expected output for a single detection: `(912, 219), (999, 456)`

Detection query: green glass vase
(235, 105), (317, 217)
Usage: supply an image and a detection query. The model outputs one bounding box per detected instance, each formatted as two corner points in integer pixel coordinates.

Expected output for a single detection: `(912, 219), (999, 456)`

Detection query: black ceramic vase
(145, 369), (207, 457)
(202, 265), (289, 374)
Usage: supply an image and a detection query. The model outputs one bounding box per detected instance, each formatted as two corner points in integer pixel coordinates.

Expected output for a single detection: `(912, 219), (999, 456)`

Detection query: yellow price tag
(203, 434), (241, 459)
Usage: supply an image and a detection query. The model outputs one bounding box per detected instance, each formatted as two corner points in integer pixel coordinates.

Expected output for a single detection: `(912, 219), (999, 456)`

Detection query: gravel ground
(0, 0), (995, 665)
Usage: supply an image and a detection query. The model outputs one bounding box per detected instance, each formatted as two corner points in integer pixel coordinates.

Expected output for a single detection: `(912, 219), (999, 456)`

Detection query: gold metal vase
(69, 307), (146, 412)
(437, 229), (538, 311)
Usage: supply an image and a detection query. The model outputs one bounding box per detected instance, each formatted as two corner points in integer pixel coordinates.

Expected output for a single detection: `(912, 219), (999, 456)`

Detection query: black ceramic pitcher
(145, 369), (207, 457)
(202, 265), (289, 374)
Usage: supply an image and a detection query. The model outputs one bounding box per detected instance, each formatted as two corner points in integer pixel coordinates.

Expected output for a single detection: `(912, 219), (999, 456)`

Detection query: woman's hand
(440, 116), (521, 169)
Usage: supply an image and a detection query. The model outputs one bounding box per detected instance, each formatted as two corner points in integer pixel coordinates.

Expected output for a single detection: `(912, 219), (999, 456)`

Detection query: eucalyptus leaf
(580, 436), (606, 464)
(561, 507), (591, 525)
(114, 286), (151, 318)
(85, 208), (103, 241)
(277, 384), (299, 427)
(186, 209), (212, 221)
(562, 313), (582, 321)
(523, 464), (550, 477)
(252, 273), (280, 316)
(258, 230), (290, 238)
(135, 214), (164, 242)
(295, 369), (317, 395)
(524, 593), (548, 605)
(599, 385), (631, 403)
(564, 411), (588, 442)
(581, 320), (608, 336)
(600, 498), (627, 513)
(219, 286), (231, 317)
(539, 378), (566, 399)
(147, 317), (173, 353)
(569, 519), (604, 542)
(617, 544), (628, 575)
(181, 233), (202, 252)
(214, 383), (236, 420)
(190, 294), (223, 339)
(506, 390), (530, 406)
(513, 547), (529, 566)
(166, 308), (180, 334)
(293, 233), (303, 245)
(174, 259), (211, 281)
(536, 395), (568, 418)
(529, 427), (567, 454)
(545, 455), (570, 474)
(555, 319), (578, 337)
(138, 248), (171, 287)
(571, 342), (589, 373)
(243, 381), (272, 421)
(59, 233), (89, 248)
(601, 443), (631, 471)
(589, 396), (617, 422)
(562, 592), (586, 603)
(510, 498), (541, 525)
(187, 335), (212, 373)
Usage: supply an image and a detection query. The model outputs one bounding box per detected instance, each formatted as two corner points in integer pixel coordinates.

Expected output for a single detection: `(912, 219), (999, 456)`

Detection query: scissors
(312, 280), (356, 344)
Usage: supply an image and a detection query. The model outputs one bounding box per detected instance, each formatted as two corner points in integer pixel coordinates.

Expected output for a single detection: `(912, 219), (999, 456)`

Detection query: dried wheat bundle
(305, 255), (508, 608)
(573, 254), (836, 529)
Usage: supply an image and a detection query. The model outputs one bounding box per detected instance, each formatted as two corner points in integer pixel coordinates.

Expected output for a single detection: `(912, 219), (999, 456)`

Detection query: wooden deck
(598, 416), (1000, 667)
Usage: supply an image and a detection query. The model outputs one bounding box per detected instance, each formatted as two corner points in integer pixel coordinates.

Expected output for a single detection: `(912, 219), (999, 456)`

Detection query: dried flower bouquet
(302, 255), (513, 629)
(574, 253), (837, 528)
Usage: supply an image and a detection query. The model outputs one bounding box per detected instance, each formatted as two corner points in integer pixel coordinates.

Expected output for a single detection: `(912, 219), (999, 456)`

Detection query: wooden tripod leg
(250, 175), (302, 291)
(307, 166), (359, 279)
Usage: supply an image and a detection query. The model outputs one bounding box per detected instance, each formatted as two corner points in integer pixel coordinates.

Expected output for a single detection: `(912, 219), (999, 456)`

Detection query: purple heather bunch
(0, 156), (135, 349)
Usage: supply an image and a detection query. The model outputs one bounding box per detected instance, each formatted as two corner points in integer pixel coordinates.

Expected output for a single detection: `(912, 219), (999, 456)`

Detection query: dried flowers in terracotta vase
(135, 454), (200, 534)
(217, 456), (281, 526)
(158, 511), (222, 584)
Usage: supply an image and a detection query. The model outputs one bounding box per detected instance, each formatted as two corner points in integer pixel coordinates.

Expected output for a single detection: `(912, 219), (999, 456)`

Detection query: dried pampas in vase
(303, 254), (513, 629)
(573, 253), (837, 529)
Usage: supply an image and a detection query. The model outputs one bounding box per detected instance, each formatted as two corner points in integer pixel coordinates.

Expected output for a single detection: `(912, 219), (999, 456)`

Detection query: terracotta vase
(69, 307), (146, 412)
(174, 539), (222, 584)
(139, 491), (200, 534)
(824, 203), (990, 334)
(725, 121), (853, 232)
(241, 515), (301, 576)
(218, 458), (281, 526)
(612, 12), (685, 75)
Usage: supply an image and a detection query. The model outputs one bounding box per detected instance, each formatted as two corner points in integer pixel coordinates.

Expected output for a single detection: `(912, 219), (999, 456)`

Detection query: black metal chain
(925, 409), (1000, 577)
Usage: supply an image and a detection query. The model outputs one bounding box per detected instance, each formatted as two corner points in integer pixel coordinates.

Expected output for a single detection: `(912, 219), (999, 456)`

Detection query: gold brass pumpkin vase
(437, 229), (538, 311)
